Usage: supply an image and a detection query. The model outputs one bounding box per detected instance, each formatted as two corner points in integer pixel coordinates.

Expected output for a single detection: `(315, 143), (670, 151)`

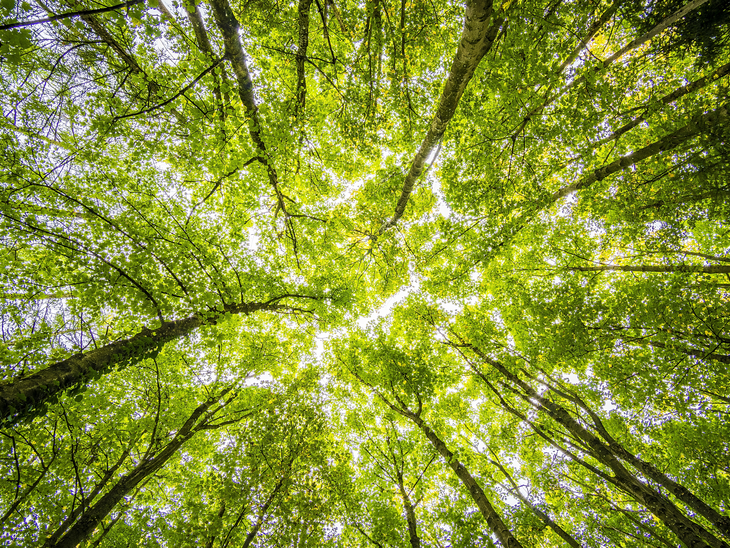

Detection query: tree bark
(550, 103), (729, 202)
(209, 0), (298, 249)
(379, 0), (503, 234)
(571, 392), (730, 538)
(488, 457), (582, 547)
(411, 416), (523, 548)
(43, 442), (134, 546)
(183, 0), (228, 128)
(241, 479), (284, 548)
(466, 346), (728, 548)
(396, 475), (421, 548)
(295, 0), (313, 115)
(0, 300), (289, 426)
(347, 365), (523, 548)
(569, 264), (730, 274)
(592, 60), (730, 148)
(50, 391), (231, 548)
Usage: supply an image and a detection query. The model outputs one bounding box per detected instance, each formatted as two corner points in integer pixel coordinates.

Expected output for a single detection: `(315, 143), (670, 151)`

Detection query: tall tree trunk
(49, 391), (232, 548)
(569, 264), (730, 274)
(241, 479), (285, 548)
(550, 103), (729, 202)
(559, 385), (730, 538)
(488, 456), (582, 547)
(43, 442), (134, 546)
(411, 416), (523, 548)
(379, 0), (504, 234)
(209, 0), (299, 252)
(0, 300), (288, 426)
(396, 475), (421, 548)
(348, 367), (523, 547)
(592, 60), (730, 148)
(295, 0), (313, 115)
(183, 0), (228, 129)
(209, 0), (288, 210)
(513, 0), (712, 139)
(465, 345), (728, 548)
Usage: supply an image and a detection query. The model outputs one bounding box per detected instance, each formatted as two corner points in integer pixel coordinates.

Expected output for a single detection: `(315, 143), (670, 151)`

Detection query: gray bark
(466, 346), (727, 548)
(0, 300), (288, 426)
(396, 475), (421, 548)
(379, 0), (503, 233)
(551, 103), (729, 202)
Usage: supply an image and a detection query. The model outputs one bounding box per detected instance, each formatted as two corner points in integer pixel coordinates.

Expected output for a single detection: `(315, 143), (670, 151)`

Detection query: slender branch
(0, 0), (145, 31)
(114, 58), (224, 120)
(568, 264), (730, 274)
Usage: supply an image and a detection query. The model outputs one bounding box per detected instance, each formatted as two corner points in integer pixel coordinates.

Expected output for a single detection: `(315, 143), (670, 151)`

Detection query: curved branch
(114, 57), (224, 120)
(379, 0), (504, 234)
(0, 0), (145, 31)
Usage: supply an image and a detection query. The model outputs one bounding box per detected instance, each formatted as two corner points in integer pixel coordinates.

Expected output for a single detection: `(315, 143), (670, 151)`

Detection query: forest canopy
(1, 0), (729, 545)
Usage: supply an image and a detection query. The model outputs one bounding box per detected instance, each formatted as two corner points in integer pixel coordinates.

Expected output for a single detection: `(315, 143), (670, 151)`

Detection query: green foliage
(1, 0), (729, 546)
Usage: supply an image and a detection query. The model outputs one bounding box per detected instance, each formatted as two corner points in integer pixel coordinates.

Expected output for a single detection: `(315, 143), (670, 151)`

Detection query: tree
(2, 0), (729, 545)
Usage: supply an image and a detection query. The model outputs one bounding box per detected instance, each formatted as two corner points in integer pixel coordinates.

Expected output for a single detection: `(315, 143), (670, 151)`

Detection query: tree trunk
(241, 479), (285, 548)
(43, 443), (134, 546)
(515, 0), (712, 138)
(551, 103), (729, 202)
(488, 457), (582, 547)
(183, 0), (228, 128)
(411, 416), (523, 548)
(569, 264), (730, 274)
(466, 346), (727, 548)
(379, 0), (503, 233)
(347, 365), (523, 547)
(295, 0), (313, 115)
(50, 392), (227, 548)
(209, 0), (284, 200)
(576, 396), (730, 539)
(592, 60), (730, 148)
(209, 0), (298, 247)
(397, 476), (421, 548)
(0, 300), (282, 426)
